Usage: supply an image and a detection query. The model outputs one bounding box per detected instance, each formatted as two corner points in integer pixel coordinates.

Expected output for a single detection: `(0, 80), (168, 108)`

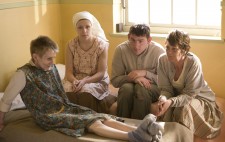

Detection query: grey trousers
(117, 83), (160, 119)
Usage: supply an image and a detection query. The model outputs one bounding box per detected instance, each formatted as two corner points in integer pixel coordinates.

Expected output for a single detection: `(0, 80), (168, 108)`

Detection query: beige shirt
(0, 70), (25, 112)
(111, 41), (165, 88)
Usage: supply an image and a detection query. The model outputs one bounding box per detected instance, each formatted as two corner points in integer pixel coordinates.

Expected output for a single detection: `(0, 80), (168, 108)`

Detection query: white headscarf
(72, 11), (108, 41)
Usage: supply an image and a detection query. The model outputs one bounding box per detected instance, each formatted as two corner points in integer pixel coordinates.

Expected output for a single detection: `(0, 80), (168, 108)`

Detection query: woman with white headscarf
(63, 11), (116, 113)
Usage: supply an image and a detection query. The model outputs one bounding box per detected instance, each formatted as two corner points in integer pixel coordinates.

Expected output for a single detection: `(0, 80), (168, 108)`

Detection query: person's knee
(172, 104), (191, 123)
(174, 104), (189, 114)
(118, 83), (134, 99)
(88, 120), (103, 133)
(149, 84), (160, 95)
(134, 84), (149, 100)
(109, 102), (117, 115)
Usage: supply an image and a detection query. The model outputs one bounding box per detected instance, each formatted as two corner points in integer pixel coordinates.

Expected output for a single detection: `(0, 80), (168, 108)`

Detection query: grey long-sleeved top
(111, 41), (165, 88)
(157, 52), (215, 107)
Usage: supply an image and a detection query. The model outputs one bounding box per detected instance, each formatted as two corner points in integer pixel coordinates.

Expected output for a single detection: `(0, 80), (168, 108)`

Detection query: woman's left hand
(151, 102), (160, 116)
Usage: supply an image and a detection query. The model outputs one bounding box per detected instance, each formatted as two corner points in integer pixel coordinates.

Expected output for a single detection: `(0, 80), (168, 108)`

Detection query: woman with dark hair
(155, 29), (223, 139)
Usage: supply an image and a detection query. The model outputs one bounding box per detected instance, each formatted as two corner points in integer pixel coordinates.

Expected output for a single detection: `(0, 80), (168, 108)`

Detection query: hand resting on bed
(0, 92), (26, 132)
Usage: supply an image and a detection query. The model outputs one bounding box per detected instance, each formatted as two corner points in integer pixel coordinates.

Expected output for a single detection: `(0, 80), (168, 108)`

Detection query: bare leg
(88, 120), (129, 140)
(109, 102), (117, 115)
(88, 116), (161, 141)
(102, 118), (136, 132)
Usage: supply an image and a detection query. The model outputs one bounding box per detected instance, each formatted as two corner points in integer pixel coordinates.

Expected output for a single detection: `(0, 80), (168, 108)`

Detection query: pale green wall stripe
(0, 0), (112, 10)
(59, 0), (112, 4)
(0, 0), (59, 10)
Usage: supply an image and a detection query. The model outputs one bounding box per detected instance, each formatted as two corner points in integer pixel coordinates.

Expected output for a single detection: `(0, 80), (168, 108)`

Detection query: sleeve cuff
(169, 97), (176, 107)
(146, 71), (156, 83)
(160, 91), (173, 99)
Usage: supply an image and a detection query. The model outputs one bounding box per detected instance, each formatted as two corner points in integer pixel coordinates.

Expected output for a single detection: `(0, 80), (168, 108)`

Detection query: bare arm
(85, 46), (108, 83)
(65, 44), (78, 83)
(0, 70), (26, 131)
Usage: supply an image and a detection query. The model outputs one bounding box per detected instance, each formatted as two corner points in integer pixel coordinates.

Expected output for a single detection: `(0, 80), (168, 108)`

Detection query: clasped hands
(128, 70), (151, 89)
(72, 76), (89, 93)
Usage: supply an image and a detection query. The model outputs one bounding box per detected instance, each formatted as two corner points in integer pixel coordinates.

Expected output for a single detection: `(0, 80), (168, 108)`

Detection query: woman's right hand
(72, 80), (80, 93)
(157, 99), (172, 116)
(151, 102), (160, 116)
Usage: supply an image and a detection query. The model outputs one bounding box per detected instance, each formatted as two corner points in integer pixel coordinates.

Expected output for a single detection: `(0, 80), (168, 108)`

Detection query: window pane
(150, 0), (171, 24)
(128, 0), (148, 23)
(173, 0), (195, 25)
(198, 0), (221, 27)
(124, 0), (221, 36)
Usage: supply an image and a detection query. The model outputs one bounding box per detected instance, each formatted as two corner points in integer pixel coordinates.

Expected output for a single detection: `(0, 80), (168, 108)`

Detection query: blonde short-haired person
(155, 29), (223, 139)
(0, 35), (163, 141)
(63, 11), (115, 113)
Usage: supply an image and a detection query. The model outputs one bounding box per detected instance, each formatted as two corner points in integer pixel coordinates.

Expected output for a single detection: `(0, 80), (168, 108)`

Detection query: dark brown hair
(129, 24), (151, 38)
(166, 29), (191, 54)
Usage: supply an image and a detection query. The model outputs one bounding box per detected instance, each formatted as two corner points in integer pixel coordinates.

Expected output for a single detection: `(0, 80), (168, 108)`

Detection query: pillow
(55, 64), (65, 80)
(0, 93), (26, 111)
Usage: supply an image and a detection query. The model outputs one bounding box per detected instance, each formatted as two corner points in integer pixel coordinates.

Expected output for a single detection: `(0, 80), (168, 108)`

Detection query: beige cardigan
(158, 52), (216, 107)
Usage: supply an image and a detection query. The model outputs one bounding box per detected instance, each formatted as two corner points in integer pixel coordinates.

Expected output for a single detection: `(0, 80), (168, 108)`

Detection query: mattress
(0, 108), (193, 142)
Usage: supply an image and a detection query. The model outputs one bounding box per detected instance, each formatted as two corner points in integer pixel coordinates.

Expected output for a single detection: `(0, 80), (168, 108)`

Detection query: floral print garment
(19, 64), (113, 137)
(63, 37), (110, 100)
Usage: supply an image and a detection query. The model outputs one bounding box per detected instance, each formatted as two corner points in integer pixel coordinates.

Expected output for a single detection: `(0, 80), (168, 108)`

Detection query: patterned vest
(19, 64), (68, 120)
